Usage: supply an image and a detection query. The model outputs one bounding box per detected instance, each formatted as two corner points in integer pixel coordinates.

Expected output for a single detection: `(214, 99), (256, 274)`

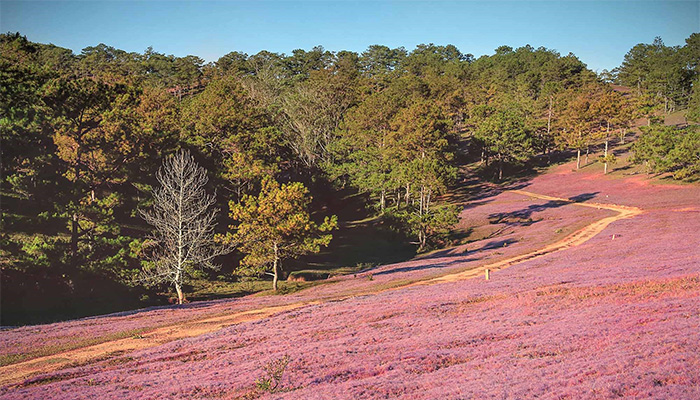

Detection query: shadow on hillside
(569, 193), (598, 202)
(415, 236), (520, 260)
(614, 165), (633, 172)
(70, 294), (248, 323)
(461, 199), (493, 211)
(472, 238), (519, 251)
(372, 256), (485, 276)
(290, 189), (416, 273)
(487, 192), (599, 227)
(452, 176), (532, 204)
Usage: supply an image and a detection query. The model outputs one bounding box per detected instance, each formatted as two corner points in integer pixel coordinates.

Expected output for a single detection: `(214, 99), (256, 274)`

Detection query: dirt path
(0, 190), (642, 388)
(0, 302), (319, 387)
(408, 190), (642, 285)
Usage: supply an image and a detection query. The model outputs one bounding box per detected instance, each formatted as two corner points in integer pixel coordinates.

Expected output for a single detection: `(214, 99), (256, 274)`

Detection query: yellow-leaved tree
(224, 177), (337, 291)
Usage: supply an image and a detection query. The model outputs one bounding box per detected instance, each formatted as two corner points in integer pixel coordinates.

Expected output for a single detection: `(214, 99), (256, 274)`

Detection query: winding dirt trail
(408, 190), (642, 285)
(0, 302), (320, 387)
(0, 190), (642, 388)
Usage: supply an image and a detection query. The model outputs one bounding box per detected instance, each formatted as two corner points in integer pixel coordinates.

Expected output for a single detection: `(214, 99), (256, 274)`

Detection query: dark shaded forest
(1, 32), (698, 325)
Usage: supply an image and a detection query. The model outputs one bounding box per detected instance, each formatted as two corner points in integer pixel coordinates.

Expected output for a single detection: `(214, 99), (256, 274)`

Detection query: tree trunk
(419, 186), (424, 216)
(175, 281), (184, 305)
(545, 95), (552, 156)
(585, 146), (589, 165)
(71, 156), (82, 262)
(604, 140), (609, 175)
(576, 149), (581, 170)
(71, 212), (79, 260)
(425, 189), (431, 213)
(619, 128), (625, 144)
(418, 229), (426, 252)
(604, 123), (610, 174)
(380, 190), (385, 212)
(177, 178), (184, 303)
(498, 156), (503, 181)
(273, 242), (279, 291)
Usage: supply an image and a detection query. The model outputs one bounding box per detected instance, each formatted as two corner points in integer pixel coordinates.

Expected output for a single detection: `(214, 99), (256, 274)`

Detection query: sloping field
(1, 162), (698, 399)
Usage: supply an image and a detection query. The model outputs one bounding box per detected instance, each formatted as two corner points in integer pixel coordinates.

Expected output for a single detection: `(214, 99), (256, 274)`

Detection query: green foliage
(616, 35), (697, 114)
(279, 68), (358, 168)
(632, 126), (700, 179)
(473, 103), (534, 180)
(599, 153), (618, 167)
(554, 82), (637, 169)
(17, 235), (63, 269)
(687, 76), (700, 123)
(388, 203), (461, 251)
(360, 45), (407, 78)
(254, 355), (291, 394)
(183, 76), (281, 198)
(224, 177), (337, 289)
(0, 34), (60, 200)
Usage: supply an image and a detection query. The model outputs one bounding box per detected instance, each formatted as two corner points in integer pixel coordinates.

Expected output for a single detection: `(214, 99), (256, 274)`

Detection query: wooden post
(485, 269), (490, 280)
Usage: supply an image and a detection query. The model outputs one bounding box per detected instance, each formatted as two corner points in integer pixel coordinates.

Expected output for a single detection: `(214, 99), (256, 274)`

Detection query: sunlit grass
(0, 328), (148, 367)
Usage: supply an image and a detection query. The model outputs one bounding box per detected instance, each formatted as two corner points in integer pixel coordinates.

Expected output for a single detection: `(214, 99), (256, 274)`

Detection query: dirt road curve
(0, 190), (642, 388)
(413, 190), (642, 285)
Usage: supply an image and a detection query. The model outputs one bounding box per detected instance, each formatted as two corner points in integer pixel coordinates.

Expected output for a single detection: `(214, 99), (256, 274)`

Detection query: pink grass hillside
(3, 160), (699, 399)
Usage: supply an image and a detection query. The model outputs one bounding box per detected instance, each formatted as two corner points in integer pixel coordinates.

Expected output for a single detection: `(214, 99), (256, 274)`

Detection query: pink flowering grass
(0, 190), (615, 364)
(2, 161), (699, 399)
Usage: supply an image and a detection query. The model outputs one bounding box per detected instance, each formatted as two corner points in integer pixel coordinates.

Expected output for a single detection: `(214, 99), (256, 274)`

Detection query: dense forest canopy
(613, 35), (699, 115)
(1, 32), (698, 324)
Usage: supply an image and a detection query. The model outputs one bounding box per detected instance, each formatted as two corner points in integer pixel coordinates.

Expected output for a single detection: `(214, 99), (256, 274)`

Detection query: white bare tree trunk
(576, 149), (581, 170)
(140, 150), (233, 304)
(272, 242), (279, 292)
(604, 121), (610, 175)
(604, 140), (609, 175)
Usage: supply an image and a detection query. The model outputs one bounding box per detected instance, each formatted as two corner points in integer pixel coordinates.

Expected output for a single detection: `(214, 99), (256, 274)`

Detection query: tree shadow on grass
(614, 164), (633, 172)
(471, 238), (519, 252)
(456, 176), (532, 203)
(76, 294), (253, 322)
(372, 235), (524, 276)
(372, 256), (485, 276)
(487, 192), (599, 227)
(568, 193), (598, 203)
(407, 235), (520, 263)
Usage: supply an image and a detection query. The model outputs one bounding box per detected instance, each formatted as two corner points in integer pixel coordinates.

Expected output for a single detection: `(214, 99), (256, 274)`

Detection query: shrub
(632, 125), (700, 179)
(254, 355), (291, 394)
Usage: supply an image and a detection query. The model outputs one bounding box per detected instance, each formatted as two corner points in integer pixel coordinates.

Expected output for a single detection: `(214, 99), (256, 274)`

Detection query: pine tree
(225, 178), (337, 291)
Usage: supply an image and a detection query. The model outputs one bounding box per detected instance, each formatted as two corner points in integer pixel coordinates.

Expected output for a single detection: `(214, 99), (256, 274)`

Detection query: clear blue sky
(1, 1), (698, 72)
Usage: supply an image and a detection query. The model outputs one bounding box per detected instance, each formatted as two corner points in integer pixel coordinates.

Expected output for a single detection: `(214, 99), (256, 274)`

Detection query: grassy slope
(1, 135), (699, 398)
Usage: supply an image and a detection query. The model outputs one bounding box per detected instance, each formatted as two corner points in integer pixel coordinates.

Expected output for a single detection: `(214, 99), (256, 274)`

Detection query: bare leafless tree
(139, 150), (233, 304)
